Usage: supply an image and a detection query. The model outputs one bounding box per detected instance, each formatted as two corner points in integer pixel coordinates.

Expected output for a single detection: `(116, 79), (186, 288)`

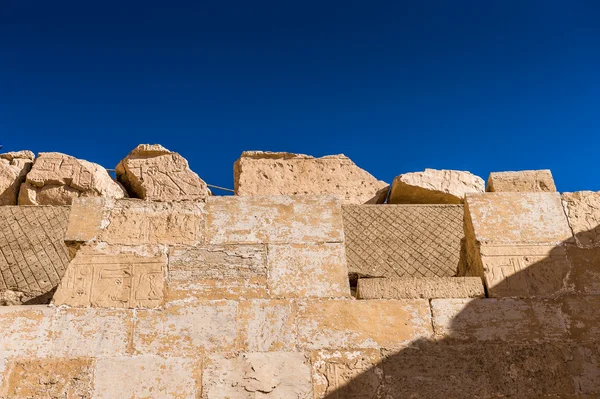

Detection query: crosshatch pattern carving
(0, 206), (70, 294)
(342, 204), (464, 278)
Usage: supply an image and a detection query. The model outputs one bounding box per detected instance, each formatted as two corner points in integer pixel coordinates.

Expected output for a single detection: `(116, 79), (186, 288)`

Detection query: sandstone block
(562, 191), (600, 248)
(343, 204), (465, 279)
(237, 299), (297, 351)
(0, 358), (94, 399)
(297, 299), (432, 350)
(487, 169), (556, 192)
(167, 245), (267, 301)
(116, 144), (210, 202)
(0, 306), (53, 358)
(234, 151), (388, 204)
(388, 168), (484, 204)
(310, 349), (384, 399)
(0, 150), (33, 205)
(566, 247), (600, 295)
(94, 356), (199, 399)
(18, 152), (126, 205)
(203, 352), (312, 398)
(561, 295), (600, 343)
(205, 195), (344, 244)
(357, 277), (484, 299)
(64, 197), (110, 243)
(267, 243), (350, 298)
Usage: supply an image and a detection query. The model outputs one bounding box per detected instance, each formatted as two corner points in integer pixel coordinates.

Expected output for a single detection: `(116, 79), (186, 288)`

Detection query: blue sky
(1, 1), (599, 192)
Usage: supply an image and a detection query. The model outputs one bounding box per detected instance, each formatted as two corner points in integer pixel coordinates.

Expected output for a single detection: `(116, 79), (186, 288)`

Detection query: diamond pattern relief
(0, 206), (70, 298)
(342, 205), (464, 278)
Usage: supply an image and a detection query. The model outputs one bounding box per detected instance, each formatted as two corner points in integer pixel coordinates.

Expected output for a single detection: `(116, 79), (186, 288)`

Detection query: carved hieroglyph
(234, 151), (389, 204)
(18, 152), (126, 205)
(487, 170), (556, 193)
(0, 206), (70, 303)
(0, 150), (34, 205)
(342, 205), (464, 279)
(116, 144), (210, 201)
(53, 252), (166, 308)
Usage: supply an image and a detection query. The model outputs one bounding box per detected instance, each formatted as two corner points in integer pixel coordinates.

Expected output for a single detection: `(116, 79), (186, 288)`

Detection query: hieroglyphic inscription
(54, 253), (165, 308)
(28, 155), (94, 190)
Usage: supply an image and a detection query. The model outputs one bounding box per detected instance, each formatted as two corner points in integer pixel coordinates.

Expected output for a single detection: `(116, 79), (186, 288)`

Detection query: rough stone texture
(561, 295), (600, 343)
(203, 352), (312, 399)
(297, 299), (432, 350)
(18, 152), (126, 205)
(234, 151), (388, 205)
(237, 299), (297, 351)
(356, 277), (485, 299)
(0, 358), (95, 399)
(566, 246), (600, 295)
(342, 205), (464, 279)
(267, 243), (350, 298)
(116, 144), (210, 202)
(0, 151), (34, 205)
(562, 191), (600, 248)
(206, 195), (344, 245)
(0, 206), (70, 304)
(388, 168), (484, 204)
(0, 306), (53, 358)
(311, 349), (384, 399)
(94, 356), (199, 399)
(487, 169), (556, 193)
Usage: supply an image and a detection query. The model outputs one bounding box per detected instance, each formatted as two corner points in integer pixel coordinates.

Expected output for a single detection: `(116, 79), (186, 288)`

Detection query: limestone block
(0, 150), (33, 205)
(487, 169), (556, 192)
(0, 206), (70, 304)
(561, 295), (600, 343)
(133, 302), (238, 356)
(94, 356), (199, 399)
(562, 191), (600, 248)
(205, 195), (344, 244)
(310, 349), (384, 399)
(53, 248), (166, 309)
(431, 298), (567, 342)
(566, 247), (600, 295)
(234, 151), (388, 205)
(64, 197), (110, 243)
(267, 243), (350, 298)
(388, 168), (484, 204)
(18, 152), (126, 205)
(116, 144), (210, 201)
(357, 277), (485, 299)
(297, 299), (432, 350)
(50, 308), (132, 357)
(203, 352), (312, 398)
(0, 306), (53, 358)
(167, 245), (268, 301)
(0, 358), (94, 399)
(237, 299), (297, 351)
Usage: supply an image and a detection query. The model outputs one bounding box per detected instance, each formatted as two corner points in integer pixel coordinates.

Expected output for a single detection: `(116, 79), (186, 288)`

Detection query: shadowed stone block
(562, 191), (600, 248)
(566, 246), (600, 294)
(487, 170), (556, 192)
(357, 277), (484, 299)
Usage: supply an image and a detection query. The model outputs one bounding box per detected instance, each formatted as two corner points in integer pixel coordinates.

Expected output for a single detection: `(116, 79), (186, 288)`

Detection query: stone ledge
(357, 277), (485, 299)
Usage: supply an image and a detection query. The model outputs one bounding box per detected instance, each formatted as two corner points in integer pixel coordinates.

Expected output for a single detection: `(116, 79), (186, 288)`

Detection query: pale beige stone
(487, 170), (556, 192)
(356, 277), (485, 299)
(206, 195), (344, 244)
(388, 168), (484, 204)
(64, 197), (111, 243)
(0, 150), (33, 205)
(18, 152), (126, 205)
(203, 352), (312, 399)
(116, 143), (210, 201)
(237, 299), (297, 351)
(0, 306), (53, 358)
(94, 356), (199, 399)
(297, 299), (432, 349)
(267, 243), (350, 298)
(234, 151), (388, 204)
(310, 349), (384, 399)
(562, 191), (600, 248)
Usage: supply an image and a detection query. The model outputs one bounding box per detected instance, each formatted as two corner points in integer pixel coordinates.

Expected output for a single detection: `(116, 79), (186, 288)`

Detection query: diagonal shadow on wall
(324, 224), (600, 399)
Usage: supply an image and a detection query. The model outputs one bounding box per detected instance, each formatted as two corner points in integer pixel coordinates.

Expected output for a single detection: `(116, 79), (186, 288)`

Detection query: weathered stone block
(566, 246), (600, 295)
(561, 295), (600, 342)
(357, 277), (485, 299)
(167, 245), (267, 301)
(0, 306), (53, 358)
(0, 150), (33, 205)
(267, 243), (350, 298)
(202, 352), (312, 398)
(297, 299), (432, 350)
(64, 197), (110, 243)
(94, 356), (199, 399)
(342, 205), (465, 279)
(431, 298), (567, 342)
(0, 358), (95, 399)
(205, 195), (344, 245)
(237, 299), (297, 351)
(388, 169), (484, 204)
(310, 349), (384, 399)
(487, 170), (556, 192)
(234, 151), (388, 204)
(562, 191), (600, 248)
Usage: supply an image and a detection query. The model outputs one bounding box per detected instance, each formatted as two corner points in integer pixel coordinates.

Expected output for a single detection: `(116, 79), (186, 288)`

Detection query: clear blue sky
(1, 1), (599, 192)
